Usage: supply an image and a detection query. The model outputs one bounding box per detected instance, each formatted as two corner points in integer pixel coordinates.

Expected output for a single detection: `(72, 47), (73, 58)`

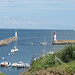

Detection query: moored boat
(40, 42), (48, 45)
(31, 42), (34, 45)
(17, 61), (25, 68)
(40, 38), (48, 45)
(0, 61), (11, 67)
(24, 63), (30, 68)
(11, 46), (18, 53)
(11, 63), (18, 67)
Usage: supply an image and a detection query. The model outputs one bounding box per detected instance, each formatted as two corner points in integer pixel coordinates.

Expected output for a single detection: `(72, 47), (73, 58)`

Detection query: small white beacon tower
(15, 30), (17, 37)
(54, 31), (57, 41)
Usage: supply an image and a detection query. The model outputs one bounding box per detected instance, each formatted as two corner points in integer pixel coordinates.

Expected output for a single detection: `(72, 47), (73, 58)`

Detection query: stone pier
(0, 36), (18, 46)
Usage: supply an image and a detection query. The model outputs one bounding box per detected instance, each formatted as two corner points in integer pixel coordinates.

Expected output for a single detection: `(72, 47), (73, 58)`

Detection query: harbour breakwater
(52, 40), (75, 45)
(0, 36), (18, 46)
(52, 31), (75, 45)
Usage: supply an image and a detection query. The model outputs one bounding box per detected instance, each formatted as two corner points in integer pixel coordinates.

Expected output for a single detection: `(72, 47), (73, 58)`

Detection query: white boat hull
(0, 62), (11, 67)
(40, 42), (48, 45)
(11, 49), (18, 53)
(17, 64), (24, 68)
(24, 63), (30, 68)
(16, 61), (25, 68)
(12, 63), (18, 67)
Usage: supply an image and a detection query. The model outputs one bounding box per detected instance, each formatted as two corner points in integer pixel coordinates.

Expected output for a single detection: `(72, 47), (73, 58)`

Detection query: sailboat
(11, 46), (18, 53)
(40, 42), (48, 45)
(40, 38), (48, 45)
(42, 38), (46, 55)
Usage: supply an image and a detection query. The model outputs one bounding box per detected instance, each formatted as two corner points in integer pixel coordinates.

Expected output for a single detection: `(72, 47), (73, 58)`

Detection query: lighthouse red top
(54, 31), (56, 34)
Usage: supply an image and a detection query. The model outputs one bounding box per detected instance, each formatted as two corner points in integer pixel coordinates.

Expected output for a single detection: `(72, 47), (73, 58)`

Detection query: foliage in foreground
(30, 54), (55, 74)
(36, 60), (75, 75)
(23, 44), (75, 75)
(0, 73), (6, 75)
(57, 44), (75, 63)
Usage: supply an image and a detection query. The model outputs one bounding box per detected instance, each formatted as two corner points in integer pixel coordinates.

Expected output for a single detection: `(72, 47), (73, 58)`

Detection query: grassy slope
(37, 60), (75, 75)
(22, 55), (75, 75)
(0, 73), (6, 75)
(22, 45), (75, 75)
(23, 55), (75, 75)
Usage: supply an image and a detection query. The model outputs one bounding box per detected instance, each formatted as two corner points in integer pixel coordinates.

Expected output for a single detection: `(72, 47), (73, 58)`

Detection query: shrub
(61, 44), (75, 63)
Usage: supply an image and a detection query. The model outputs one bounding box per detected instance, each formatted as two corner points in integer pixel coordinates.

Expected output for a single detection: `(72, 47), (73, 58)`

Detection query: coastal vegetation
(22, 44), (75, 75)
(0, 73), (6, 75)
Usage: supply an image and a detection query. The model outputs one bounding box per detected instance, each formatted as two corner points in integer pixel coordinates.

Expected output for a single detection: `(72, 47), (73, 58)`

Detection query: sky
(0, 0), (75, 29)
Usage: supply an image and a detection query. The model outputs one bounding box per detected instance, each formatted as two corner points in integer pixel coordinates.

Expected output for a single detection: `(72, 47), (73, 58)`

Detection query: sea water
(0, 29), (75, 75)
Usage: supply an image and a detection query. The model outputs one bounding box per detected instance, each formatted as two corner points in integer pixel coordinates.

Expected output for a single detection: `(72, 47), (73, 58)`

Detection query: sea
(0, 29), (75, 75)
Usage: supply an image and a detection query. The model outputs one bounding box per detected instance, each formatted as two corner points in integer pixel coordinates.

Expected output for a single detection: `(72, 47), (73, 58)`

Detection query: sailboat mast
(44, 38), (45, 54)
(15, 30), (17, 48)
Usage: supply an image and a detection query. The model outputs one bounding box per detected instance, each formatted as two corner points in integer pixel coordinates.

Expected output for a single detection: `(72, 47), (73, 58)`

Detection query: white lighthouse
(15, 30), (17, 37)
(54, 31), (57, 41)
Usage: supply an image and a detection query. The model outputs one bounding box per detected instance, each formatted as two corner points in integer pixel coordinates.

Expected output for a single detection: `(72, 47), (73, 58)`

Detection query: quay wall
(52, 40), (75, 45)
(0, 36), (18, 46)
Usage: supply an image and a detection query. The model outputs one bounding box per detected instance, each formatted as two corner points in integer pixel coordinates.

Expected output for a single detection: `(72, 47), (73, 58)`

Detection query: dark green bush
(61, 44), (75, 63)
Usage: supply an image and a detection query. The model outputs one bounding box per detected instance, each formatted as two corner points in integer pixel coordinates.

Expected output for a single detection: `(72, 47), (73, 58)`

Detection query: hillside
(21, 44), (75, 75)
(0, 73), (6, 75)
